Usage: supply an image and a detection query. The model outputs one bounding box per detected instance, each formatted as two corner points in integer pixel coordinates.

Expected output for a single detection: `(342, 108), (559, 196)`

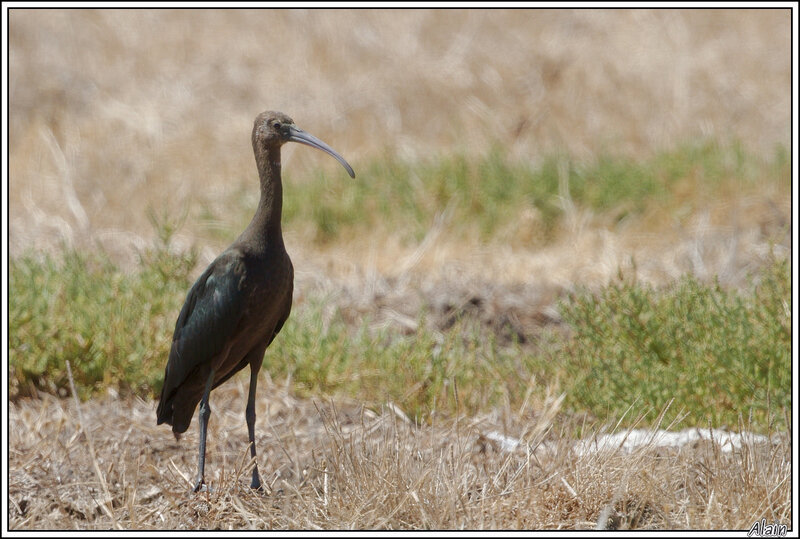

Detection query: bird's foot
(192, 480), (211, 493)
(250, 474), (265, 493)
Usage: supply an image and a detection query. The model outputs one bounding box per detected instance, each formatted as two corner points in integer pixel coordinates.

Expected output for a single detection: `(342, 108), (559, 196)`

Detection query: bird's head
(253, 110), (355, 178)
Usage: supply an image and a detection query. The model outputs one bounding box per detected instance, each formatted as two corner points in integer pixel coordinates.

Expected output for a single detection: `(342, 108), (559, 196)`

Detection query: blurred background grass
(7, 8), (792, 432)
(9, 9), (790, 261)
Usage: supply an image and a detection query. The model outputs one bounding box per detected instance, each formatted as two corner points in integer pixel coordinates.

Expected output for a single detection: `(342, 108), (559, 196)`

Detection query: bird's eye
(272, 122), (281, 130)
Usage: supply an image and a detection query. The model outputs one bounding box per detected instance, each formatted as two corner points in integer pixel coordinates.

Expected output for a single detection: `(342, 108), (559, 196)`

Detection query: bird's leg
(193, 368), (216, 493)
(246, 365), (263, 491)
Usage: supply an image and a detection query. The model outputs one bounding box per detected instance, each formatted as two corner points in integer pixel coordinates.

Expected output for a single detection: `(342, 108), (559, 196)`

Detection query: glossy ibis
(156, 111), (355, 492)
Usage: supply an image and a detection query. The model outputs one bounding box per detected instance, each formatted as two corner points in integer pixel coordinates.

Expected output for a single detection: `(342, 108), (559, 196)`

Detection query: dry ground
(6, 8), (794, 531)
(8, 381), (792, 530)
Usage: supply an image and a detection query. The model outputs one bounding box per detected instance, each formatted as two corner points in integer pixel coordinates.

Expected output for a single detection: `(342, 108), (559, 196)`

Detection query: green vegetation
(557, 256), (790, 431)
(266, 306), (544, 420)
(9, 228), (198, 399)
(9, 248), (789, 433)
(277, 140), (788, 244)
(9, 143), (791, 432)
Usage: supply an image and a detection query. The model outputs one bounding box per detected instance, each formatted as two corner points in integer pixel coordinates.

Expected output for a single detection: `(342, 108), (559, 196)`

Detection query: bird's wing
(161, 251), (248, 398)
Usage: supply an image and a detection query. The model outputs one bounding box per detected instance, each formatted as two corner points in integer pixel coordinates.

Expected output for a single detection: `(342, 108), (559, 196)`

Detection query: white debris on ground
(483, 428), (773, 456)
(572, 428), (771, 455)
(484, 431), (524, 452)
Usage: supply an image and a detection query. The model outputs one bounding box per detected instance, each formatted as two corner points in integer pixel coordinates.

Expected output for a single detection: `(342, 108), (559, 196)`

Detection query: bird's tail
(155, 393), (174, 427)
(157, 385), (201, 435)
(156, 371), (172, 418)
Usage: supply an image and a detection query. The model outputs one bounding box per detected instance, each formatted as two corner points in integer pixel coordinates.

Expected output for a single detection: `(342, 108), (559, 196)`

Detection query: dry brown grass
(8, 8), (791, 277)
(7, 8), (794, 531)
(8, 380), (791, 530)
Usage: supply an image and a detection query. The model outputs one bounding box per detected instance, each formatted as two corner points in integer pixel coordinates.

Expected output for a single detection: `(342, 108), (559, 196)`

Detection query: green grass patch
(9, 237), (197, 400)
(8, 244), (538, 419)
(265, 306), (543, 420)
(271, 256), (790, 431)
(9, 242), (789, 433)
(277, 140), (787, 245)
(556, 255), (790, 431)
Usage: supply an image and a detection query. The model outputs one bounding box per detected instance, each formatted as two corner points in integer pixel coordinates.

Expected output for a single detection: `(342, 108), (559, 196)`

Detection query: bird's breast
(239, 252), (293, 327)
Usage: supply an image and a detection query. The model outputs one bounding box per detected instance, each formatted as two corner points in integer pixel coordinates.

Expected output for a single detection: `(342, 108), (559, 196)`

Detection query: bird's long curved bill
(288, 126), (355, 178)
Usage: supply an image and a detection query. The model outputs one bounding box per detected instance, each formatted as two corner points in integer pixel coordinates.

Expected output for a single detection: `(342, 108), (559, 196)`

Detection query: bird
(156, 111), (355, 492)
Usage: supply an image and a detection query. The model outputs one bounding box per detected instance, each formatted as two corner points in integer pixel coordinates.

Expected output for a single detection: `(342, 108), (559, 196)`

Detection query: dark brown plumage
(156, 111), (355, 492)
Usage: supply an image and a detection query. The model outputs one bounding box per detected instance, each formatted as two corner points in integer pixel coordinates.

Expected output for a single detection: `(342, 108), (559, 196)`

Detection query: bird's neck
(242, 146), (284, 250)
